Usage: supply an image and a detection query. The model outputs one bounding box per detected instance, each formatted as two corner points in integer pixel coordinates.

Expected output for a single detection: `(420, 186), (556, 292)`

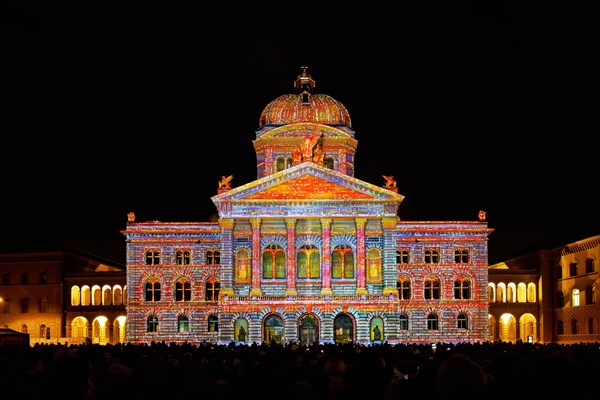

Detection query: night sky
(1, 2), (596, 265)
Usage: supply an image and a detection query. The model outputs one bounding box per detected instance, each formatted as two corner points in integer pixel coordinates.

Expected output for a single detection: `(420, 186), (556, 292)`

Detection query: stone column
(320, 218), (333, 296)
(218, 218), (235, 297)
(250, 218), (262, 297)
(355, 218), (368, 296)
(382, 217), (399, 296)
(285, 218), (298, 296)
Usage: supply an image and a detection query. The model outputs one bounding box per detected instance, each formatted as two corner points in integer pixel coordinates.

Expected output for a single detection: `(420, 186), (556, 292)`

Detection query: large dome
(258, 67), (352, 128)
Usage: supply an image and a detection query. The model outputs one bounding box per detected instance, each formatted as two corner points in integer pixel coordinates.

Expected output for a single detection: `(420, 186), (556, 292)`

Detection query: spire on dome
(294, 66), (315, 102)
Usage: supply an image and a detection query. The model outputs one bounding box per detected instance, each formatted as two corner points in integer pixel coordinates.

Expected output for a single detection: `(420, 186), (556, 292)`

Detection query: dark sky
(1, 2), (596, 265)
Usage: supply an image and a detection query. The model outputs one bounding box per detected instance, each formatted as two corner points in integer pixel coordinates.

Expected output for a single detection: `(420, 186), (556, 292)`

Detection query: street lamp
(0, 297), (3, 329)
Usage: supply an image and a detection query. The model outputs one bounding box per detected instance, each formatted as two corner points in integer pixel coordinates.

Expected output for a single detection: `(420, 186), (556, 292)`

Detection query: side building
(488, 234), (600, 343)
(122, 67), (493, 345)
(0, 246), (126, 345)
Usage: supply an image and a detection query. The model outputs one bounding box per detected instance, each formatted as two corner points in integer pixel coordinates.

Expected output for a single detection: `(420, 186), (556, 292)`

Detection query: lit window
(205, 278), (220, 301)
(332, 244), (354, 279)
(262, 244), (286, 279)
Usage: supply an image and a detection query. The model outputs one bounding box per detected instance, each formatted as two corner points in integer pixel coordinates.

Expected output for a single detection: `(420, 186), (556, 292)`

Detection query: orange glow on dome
(259, 94), (352, 127)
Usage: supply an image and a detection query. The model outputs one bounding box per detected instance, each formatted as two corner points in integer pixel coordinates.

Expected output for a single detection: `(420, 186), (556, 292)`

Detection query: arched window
(367, 247), (382, 282)
(113, 286), (123, 305)
(453, 278), (470, 299)
(333, 314), (354, 344)
(527, 283), (536, 302)
(145, 250), (161, 265)
(571, 288), (580, 307)
(427, 314), (439, 330)
(332, 244), (354, 279)
(147, 315), (158, 332)
(396, 249), (409, 264)
(71, 286), (81, 306)
(176, 250), (192, 265)
(264, 314), (285, 345)
(370, 317), (384, 341)
(39, 296), (49, 313)
(324, 156), (335, 170)
(177, 315), (189, 332)
(571, 319), (579, 334)
(145, 279), (161, 301)
(585, 258), (595, 273)
(175, 277), (192, 301)
(424, 277), (440, 300)
(235, 248), (251, 283)
(399, 314), (409, 331)
(207, 249), (220, 265)
(424, 249), (440, 264)
(517, 282), (527, 302)
(81, 286), (91, 306)
(397, 278), (411, 300)
(488, 284), (495, 302)
(208, 315), (219, 332)
(297, 245), (320, 279)
(298, 314), (319, 346)
(454, 248), (469, 263)
(496, 283), (506, 302)
(235, 318), (248, 342)
(205, 277), (220, 301)
(262, 244), (286, 279)
(570, 262), (578, 277)
(40, 324), (49, 339)
(457, 313), (468, 329)
(507, 283), (516, 302)
(102, 285), (112, 305)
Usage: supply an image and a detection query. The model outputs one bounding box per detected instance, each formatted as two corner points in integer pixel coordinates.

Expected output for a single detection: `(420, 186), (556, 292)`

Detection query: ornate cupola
(294, 65), (316, 103)
(253, 67), (358, 179)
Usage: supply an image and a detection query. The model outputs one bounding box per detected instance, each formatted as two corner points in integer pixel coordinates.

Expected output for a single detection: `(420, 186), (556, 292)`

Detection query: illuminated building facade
(0, 248), (126, 345)
(123, 67), (493, 345)
(488, 234), (600, 344)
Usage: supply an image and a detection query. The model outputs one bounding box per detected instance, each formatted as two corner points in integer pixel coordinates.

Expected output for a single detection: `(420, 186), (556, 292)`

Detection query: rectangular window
(396, 249), (410, 264)
(145, 250), (161, 265)
(424, 249), (440, 264)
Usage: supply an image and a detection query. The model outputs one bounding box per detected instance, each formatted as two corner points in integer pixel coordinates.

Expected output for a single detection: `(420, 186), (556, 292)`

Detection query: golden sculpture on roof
(383, 175), (396, 189)
(219, 175), (234, 190)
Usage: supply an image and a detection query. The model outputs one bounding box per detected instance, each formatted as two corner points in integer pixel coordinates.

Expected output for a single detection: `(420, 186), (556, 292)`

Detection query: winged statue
(382, 175), (396, 188)
(219, 175), (234, 189)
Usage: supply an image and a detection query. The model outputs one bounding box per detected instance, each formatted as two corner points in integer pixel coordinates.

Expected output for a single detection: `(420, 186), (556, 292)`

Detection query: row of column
(219, 217), (398, 297)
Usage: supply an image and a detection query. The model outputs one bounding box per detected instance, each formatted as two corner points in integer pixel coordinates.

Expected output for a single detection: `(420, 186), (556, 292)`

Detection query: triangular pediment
(212, 162), (404, 203)
(245, 175), (372, 200)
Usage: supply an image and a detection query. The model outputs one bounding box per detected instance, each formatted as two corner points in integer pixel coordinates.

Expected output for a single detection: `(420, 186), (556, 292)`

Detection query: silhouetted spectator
(436, 353), (487, 400)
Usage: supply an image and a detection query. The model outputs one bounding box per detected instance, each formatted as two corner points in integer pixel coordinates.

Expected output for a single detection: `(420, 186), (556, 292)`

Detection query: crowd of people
(1, 339), (599, 400)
